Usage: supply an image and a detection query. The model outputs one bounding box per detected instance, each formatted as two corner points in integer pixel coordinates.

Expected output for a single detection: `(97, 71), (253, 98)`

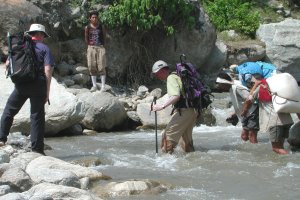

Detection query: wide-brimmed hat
(26, 24), (50, 38)
(152, 60), (169, 73)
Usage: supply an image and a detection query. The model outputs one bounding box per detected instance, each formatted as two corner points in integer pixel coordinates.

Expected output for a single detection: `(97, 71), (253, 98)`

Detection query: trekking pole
(150, 97), (158, 154)
(7, 32), (14, 77)
(180, 54), (186, 64)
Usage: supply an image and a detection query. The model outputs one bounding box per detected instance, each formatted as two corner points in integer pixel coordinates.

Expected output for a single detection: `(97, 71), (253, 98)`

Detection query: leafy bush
(101, 0), (196, 35)
(201, 0), (260, 37)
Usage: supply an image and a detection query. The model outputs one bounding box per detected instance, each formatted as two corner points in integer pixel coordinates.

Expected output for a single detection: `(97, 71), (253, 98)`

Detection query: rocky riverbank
(0, 64), (217, 137)
(0, 134), (171, 199)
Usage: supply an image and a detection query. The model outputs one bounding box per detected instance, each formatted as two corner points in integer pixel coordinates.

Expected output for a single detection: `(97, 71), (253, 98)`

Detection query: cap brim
(152, 68), (161, 74)
(25, 30), (50, 38)
(216, 77), (233, 84)
(152, 65), (170, 74)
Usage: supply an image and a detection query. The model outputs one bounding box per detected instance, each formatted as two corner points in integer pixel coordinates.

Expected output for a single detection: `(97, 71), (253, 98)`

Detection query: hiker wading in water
(244, 74), (293, 154)
(151, 60), (198, 154)
(216, 71), (259, 143)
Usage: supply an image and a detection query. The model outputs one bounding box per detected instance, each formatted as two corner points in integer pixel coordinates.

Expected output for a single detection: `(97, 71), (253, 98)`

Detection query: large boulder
(204, 40), (228, 72)
(78, 91), (128, 131)
(0, 66), (85, 136)
(0, 0), (42, 50)
(94, 179), (170, 198)
(288, 120), (300, 151)
(136, 94), (172, 128)
(58, 39), (87, 65)
(26, 156), (110, 186)
(0, 182), (103, 200)
(257, 18), (300, 81)
(226, 40), (266, 66)
(106, 4), (216, 78)
(152, 5), (216, 70)
(0, 167), (33, 192)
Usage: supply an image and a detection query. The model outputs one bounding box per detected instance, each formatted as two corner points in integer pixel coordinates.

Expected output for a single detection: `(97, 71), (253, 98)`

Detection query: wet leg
(271, 141), (288, 154)
(241, 129), (249, 141)
(249, 130), (258, 144)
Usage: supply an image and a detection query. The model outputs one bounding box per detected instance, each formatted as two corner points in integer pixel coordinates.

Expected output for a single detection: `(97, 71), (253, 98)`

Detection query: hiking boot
(0, 141), (5, 147)
(90, 86), (97, 92)
(32, 149), (46, 156)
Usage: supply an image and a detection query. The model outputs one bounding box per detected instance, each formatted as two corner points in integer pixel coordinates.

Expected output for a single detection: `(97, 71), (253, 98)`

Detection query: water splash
(273, 162), (300, 178)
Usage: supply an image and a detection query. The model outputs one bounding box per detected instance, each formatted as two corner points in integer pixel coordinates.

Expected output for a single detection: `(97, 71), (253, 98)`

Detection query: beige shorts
(163, 108), (197, 152)
(87, 45), (106, 76)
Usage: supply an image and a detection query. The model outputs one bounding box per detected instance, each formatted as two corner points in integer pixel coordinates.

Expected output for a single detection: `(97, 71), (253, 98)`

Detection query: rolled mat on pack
(266, 73), (300, 113)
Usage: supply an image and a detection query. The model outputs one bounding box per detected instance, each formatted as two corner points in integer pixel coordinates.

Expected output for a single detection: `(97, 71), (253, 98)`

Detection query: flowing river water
(45, 108), (300, 200)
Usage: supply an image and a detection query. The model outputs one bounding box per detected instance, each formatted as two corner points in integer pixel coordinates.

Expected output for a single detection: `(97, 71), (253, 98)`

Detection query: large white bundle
(266, 73), (300, 113)
(266, 73), (300, 101)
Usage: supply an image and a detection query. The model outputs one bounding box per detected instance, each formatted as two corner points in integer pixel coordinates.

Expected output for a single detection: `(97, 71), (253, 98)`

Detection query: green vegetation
(101, 0), (196, 35)
(200, 0), (260, 38)
(69, 0), (197, 35)
(67, 0), (299, 86)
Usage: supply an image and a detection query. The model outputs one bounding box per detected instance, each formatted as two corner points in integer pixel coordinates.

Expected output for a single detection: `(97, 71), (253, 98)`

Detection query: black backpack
(6, 32), (40, 84)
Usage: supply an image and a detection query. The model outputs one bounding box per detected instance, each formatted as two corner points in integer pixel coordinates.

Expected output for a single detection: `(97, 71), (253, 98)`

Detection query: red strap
(259, 79), (272, 102)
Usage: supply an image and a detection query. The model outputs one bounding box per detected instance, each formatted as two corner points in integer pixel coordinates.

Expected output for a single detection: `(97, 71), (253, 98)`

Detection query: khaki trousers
(162, 108), (198, 153)
(87, 45), (106, 76)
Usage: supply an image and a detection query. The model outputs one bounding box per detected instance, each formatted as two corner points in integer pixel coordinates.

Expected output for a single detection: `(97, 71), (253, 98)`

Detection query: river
(45, 108), (300, 200)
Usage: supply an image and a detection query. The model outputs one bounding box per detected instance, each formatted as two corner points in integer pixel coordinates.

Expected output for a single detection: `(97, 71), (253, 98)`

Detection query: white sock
(100, 75), (106, 88)
(91, 76), (97, 87)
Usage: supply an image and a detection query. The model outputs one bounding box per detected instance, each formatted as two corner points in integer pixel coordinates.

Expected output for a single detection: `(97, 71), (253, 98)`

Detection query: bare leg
(249, 130), (258, 144)
(241, 129), (249, 141)
(272, 141), (289, 154)
(161, 131), (167, 153)
(160, 130), (174, 154)
(180, 137), (195, 152)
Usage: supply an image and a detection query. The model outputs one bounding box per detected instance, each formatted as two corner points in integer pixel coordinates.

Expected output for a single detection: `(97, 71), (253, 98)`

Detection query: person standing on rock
(151, 60), (198, 154)
(0, 24), (55, 155)
(85, 10), (107, 92)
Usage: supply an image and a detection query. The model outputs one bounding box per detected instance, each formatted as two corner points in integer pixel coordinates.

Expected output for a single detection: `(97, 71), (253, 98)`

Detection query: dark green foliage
(200, 0), (260, 37)
(101, 0), (196, 35)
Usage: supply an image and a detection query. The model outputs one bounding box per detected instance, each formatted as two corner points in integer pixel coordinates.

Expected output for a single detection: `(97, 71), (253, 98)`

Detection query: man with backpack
(85, 11), (107, 92)
(0, 24), (55, 155)
(151, 60), (198, 154)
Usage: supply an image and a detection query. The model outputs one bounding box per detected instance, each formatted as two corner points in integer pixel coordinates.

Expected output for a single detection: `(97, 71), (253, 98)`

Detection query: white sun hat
(26, 24), (50, 38)
(152, 60), (169, 73)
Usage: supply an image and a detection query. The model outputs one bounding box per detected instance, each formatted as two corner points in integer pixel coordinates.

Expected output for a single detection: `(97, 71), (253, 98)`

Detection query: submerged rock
(94, 179), (171, 198)
(288, 120), (300, 151)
